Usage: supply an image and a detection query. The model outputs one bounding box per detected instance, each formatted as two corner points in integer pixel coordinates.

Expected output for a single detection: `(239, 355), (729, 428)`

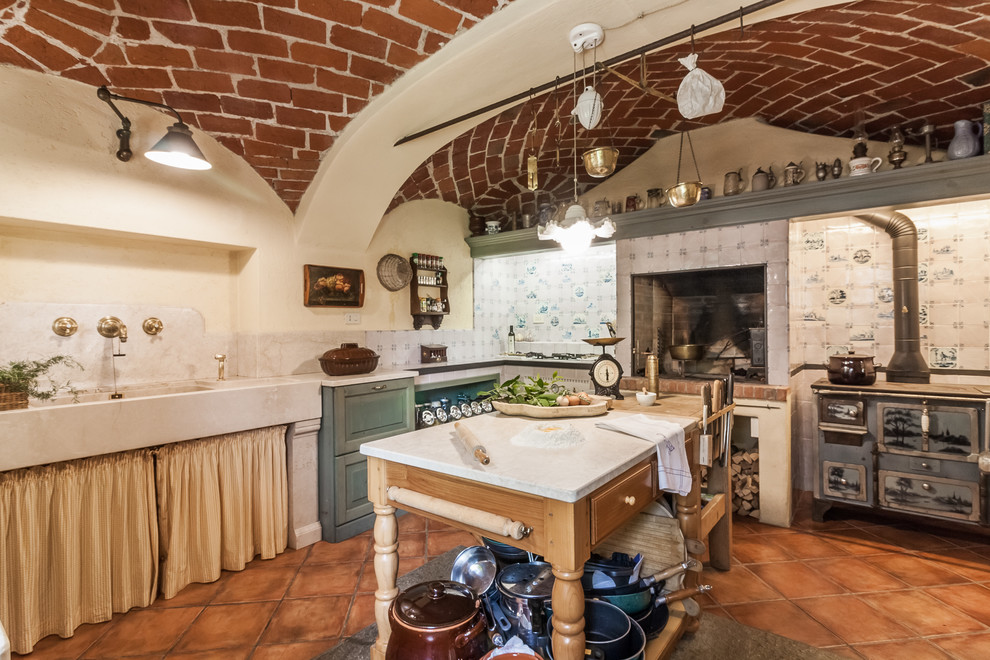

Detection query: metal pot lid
(832, 350), (875, 360)
(394, 580), (479, 629)
(497, 561), (554, 599)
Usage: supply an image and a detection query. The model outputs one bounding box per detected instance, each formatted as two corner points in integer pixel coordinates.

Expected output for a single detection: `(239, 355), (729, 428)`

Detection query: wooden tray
(492, 399), (609, 418)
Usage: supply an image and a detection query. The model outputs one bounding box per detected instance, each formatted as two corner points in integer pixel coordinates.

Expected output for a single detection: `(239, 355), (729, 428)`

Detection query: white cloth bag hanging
(676, 53), (725, 119)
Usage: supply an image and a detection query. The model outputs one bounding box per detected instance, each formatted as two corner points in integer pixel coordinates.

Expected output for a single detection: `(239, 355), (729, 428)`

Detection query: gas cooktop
(505, 351), (596, 361)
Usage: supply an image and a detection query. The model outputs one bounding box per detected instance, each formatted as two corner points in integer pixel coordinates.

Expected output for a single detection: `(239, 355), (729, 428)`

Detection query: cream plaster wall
(0, 69), (473, 387)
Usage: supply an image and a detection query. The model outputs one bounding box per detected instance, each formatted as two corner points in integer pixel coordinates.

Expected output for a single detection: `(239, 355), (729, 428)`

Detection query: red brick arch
(0, 0), (514, 211)
(3, 0), (989, 218)
(391, 0), (990, 219)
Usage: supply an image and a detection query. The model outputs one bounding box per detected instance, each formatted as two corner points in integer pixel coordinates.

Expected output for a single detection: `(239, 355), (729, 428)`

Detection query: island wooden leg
(367, 455), (399, 660)
(370, 503), (398, 660)
(550, 565), (585, 660)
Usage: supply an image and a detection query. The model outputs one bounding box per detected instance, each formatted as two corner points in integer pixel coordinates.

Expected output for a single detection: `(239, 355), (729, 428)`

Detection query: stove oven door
(878, 467), (980, 523)
(816, 394), (873, 506)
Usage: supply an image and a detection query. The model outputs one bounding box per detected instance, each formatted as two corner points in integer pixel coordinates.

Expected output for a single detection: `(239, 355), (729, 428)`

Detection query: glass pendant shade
(145, 123), (212, 170)
(527, 154), (538, 191)
(572, 86), (603, 130)
(538, 203), (615, 253)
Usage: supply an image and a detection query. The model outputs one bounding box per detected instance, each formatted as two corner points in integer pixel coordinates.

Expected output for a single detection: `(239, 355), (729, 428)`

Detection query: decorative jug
(751, 166), (775, 192)
(723, 169), (744, 196)
(782, 161), (805, 186)
(947, 119), (981, 160)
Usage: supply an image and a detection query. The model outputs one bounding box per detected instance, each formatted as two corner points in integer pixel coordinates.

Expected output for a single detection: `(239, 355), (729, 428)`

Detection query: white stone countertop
(1, 369), (417, 472)
(360, 409), (695, 503)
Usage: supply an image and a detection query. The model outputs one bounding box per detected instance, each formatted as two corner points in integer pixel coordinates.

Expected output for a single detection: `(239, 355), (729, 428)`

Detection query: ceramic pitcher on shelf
(947, 119), (981, 159)
(723, 169), (744, 196)
(782, 161), (805, 186)
(751, 166), (776, 191)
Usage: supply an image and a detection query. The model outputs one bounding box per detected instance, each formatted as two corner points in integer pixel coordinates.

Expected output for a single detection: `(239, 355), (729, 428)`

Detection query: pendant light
(537, 23), (615, 253)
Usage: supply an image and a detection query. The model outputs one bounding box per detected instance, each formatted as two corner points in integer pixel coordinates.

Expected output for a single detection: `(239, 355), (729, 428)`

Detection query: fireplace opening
(631, 265), (767, 381)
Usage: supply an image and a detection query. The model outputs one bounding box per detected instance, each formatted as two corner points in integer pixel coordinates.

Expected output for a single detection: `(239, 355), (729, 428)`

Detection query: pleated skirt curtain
(156, 425), (288, 599)
(0, 451), (158, 655)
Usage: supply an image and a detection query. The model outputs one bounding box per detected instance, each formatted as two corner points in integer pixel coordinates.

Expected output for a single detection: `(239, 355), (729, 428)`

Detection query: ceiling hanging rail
(393, 0), (785, 147)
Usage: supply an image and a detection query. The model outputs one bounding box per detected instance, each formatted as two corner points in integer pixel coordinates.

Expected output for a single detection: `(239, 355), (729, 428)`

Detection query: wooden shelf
(409, 258), (448, 329)
(466, 156), (990, 258)
(645, 602), (688, 660)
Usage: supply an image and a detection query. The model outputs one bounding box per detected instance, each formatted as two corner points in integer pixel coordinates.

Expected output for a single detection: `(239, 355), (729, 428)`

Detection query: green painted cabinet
(318, 377), (415, 542)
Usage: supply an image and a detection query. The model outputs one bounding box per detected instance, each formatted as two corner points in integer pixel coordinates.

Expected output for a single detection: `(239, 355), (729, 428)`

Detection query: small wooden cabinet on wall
(812, 379), (990, 531)
(317, 377), (415, 542)
(409, 254), (448, 329)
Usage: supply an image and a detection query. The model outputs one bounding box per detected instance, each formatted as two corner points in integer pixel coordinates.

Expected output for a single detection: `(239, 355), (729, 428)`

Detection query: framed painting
(304, 264), (365, 307)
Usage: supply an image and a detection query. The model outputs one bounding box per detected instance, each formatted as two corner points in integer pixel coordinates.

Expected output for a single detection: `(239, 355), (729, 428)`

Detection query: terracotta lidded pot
(319, 343), (379, 376)
(385, 580), (489, 660)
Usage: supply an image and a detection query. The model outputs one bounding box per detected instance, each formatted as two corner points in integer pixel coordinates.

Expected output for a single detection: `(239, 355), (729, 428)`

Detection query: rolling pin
(454, 421), (490, 465)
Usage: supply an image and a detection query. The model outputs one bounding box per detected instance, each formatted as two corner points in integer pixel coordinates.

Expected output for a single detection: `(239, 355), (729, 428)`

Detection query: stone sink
(0, 375), (325, 471)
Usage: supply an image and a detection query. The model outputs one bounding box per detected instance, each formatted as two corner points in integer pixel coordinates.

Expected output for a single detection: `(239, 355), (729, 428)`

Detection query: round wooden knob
(624, 495), (636, 506)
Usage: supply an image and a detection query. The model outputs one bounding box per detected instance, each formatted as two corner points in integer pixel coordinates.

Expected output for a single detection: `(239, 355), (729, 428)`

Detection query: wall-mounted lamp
(96, 86), (212, 171)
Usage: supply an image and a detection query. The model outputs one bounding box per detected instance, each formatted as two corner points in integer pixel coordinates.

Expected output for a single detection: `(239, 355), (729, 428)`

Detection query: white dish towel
(596, 414), (691, 495)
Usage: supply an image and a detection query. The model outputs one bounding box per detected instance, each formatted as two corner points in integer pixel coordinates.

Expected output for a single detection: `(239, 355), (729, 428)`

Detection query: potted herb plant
(0, 355), (83, 410)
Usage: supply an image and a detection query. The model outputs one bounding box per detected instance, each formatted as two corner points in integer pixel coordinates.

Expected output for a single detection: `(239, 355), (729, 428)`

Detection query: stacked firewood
(731, 451), (760, 519)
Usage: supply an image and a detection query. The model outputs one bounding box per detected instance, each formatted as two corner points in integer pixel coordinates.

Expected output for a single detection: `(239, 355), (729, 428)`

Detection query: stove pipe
(854, 212), (930, 383)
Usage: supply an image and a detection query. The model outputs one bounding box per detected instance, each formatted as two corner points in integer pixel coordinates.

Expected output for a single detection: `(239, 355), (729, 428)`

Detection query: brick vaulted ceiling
(392, 0), (990, 220)
(0, 0), (517, 212)
(2, 1), (990, 218)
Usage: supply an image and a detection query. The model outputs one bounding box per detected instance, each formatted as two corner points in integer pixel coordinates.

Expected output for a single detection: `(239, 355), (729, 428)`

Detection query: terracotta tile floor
(16, 493), (990, 659)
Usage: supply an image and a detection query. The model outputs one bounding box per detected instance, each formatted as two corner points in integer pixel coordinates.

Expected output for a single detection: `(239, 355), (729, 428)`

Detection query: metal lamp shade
(145, 122), (212, 170)
(583, 147), (619, 178)
(665, 181), (702, 207)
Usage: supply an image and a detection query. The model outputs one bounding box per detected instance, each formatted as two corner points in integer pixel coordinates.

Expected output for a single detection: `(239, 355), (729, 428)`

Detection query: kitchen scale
(583, 337), (625, 399)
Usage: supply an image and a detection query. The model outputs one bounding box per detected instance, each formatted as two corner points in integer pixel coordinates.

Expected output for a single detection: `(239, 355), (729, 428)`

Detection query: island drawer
(590, 457), (658, 545)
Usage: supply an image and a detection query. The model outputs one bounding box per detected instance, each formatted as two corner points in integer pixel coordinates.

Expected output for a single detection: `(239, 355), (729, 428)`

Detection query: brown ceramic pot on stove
(386, 580), (489, 660)
(827, 350), (881, 385)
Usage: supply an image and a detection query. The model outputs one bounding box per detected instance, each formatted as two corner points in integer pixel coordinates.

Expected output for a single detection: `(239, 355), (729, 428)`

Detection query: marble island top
(360, 408), (696, 503)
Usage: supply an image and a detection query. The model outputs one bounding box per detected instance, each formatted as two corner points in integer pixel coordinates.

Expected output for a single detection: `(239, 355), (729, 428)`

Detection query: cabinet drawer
(333, 378), (415, 455)
(336, 451), (373, 524)
(590, 458), (657, 545)
(878, 469), (980, 522)
(822, 461), (867, 502)
(878, 453), (977, 481)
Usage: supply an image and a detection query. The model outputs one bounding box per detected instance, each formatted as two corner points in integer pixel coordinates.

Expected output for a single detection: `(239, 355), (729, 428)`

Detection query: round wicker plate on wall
(376, 254), (412, 291)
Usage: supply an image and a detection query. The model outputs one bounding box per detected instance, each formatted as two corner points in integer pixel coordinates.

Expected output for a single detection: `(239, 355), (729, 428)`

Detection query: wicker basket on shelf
(0, 384), (29, 411)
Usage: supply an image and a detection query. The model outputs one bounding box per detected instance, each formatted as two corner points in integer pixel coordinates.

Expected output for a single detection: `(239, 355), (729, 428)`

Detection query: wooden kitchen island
(362, 393), (726, 660)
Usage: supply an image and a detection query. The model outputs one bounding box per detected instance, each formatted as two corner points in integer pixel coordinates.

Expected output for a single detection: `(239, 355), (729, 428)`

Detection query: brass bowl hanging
(665, 181), (703, 208)
(583, 147), (619, 178)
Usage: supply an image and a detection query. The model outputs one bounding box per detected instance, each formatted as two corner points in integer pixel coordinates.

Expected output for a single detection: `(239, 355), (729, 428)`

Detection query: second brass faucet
(214, 353), (226, 381)
(97, 316), (127, 342)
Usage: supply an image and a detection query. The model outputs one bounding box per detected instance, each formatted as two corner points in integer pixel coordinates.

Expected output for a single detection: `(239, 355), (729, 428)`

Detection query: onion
(555, 394), (570, 406)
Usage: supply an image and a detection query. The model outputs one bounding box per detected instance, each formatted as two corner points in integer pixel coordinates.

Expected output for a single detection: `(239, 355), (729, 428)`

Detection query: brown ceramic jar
(385, 581), (489, 660)
(318, 343), (379, 376)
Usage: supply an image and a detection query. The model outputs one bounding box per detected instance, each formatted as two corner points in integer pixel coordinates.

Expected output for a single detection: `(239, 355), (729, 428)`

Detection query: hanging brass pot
(665, 181), (702, 207)
(583, 146), (619, 177)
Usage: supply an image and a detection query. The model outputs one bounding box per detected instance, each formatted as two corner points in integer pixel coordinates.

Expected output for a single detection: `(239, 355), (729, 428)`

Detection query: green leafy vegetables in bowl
(479, 372), (592, 407)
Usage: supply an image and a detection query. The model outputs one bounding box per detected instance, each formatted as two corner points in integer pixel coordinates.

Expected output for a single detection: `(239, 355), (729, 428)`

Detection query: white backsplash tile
(788, 199), (990, 371)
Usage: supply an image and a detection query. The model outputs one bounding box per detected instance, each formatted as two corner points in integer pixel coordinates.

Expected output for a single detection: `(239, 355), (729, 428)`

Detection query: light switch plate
(344, 313), (361, 325)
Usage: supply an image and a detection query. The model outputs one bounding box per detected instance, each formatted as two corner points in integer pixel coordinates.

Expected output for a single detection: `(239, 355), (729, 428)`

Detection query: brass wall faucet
(97, 316), (127, 342)
(214, 353), (226, 381)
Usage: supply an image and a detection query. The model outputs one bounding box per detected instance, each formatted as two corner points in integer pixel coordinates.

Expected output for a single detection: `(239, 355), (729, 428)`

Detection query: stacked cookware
(401, 544), (713, 660)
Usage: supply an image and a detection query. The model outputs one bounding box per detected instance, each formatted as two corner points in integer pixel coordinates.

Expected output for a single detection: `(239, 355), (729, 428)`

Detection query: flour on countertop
(510, 422), (586, 448)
